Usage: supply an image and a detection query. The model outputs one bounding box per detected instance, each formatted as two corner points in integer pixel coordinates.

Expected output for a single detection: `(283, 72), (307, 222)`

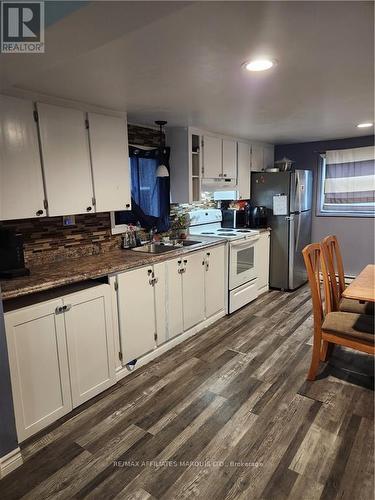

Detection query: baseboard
(0, 447), (23, 479)
(257, 285), (269, 296)
(116, 310), (226, 381)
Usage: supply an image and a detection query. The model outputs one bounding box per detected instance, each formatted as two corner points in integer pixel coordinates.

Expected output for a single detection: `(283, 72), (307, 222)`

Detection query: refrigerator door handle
(295, 212), (302, 253)
(288, 217), (295, 289)
(294, 171), (302, 252)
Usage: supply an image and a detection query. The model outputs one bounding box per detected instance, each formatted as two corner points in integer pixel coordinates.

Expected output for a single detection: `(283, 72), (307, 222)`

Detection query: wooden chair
(321, 235), (373, 315)
(302, 243), (374, 381)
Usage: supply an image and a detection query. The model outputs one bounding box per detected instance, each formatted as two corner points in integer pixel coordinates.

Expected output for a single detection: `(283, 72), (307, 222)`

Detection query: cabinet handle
(55, 306), (64, 315)
(178, 260), (182, 265)
(207, 252), (210, 256)
(86, 206), (92, 212)
(223, 173), (227, 177)
(63, 304), (72, 312)
(125, 203), (130, 208)
(36, 209), (43, 216)
(183, 259), (187, 264)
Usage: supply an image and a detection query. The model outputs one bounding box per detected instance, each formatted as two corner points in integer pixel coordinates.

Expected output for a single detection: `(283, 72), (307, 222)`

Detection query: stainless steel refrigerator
(251, 170), (313, 290)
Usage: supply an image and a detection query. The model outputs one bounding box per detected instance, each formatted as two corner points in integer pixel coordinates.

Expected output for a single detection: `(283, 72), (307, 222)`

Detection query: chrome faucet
(149, 227), (156, 242)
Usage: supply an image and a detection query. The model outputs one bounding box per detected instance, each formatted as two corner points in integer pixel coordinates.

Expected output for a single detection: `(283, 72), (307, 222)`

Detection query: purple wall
(275, 135), (374, 276)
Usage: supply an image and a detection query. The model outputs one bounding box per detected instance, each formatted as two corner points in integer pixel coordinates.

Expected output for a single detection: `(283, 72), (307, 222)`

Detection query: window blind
(321, 146), (375, 214)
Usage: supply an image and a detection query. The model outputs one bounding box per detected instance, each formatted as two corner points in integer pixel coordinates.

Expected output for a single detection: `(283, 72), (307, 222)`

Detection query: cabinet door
(204, 245), (226, 318)
(63, 285), (116, 408)
(237, 141), (251, 199)
(263, 145), (274, 170)
(182, 251), (205, 331)
(153, 262), (167, 345)
(37, 103), (94, 216)
(87, 113), (131, 212)
(0, 96), (46, 220)
(251, 143), (264, 172)
(222, 139), (237, 179)
(256, 232), (270, 291)
(117, 266), (156, 364)
(202, 135), (222, 178)
(165, 258), (183, 339)
(4, 300), (71, 442)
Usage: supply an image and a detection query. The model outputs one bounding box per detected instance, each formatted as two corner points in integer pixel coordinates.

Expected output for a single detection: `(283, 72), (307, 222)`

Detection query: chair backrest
(321, 235), (346, 310)
(302, 243), (332, 331)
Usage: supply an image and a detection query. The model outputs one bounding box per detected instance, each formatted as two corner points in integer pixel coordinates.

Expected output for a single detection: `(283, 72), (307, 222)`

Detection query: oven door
(229, 237), (259, 290)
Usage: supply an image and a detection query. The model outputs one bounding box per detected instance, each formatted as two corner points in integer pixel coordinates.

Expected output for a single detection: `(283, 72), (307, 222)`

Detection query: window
(111, 145), (170, 234)
(317, 146), (375, 216)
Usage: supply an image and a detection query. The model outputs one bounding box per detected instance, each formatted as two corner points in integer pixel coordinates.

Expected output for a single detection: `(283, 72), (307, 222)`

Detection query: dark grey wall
(275, 135), (375, 276)
(0, 293), (18, 457)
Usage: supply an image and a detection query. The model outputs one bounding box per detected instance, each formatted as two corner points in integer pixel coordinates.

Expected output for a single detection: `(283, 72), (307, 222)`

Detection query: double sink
(131, 239), (202, 254)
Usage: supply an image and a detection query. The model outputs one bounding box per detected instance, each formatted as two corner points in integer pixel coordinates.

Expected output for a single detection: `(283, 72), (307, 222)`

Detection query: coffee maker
(251, 206), (268, 228)
(0, 229), (30, 279)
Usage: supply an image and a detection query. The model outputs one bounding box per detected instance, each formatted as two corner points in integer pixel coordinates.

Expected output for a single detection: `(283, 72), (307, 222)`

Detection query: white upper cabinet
(37, 103), (94, 216)
(251, 143), (275, 172)
(0, 96), (46, 220)
(251, 143), (264, 172)
(87, 113), (131, 212)
(237, 141), (251, 199)
(202, 135), (222, 178)
(222, 139), (237, 179)
(263, 144), (275, 170)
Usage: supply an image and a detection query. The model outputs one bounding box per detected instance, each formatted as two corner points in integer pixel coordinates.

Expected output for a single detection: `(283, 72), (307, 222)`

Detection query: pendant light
(155, 120), (169, 177)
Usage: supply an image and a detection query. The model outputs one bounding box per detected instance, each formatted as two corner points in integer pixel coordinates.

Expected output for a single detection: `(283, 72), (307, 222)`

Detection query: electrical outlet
(63, 215), (76, 226)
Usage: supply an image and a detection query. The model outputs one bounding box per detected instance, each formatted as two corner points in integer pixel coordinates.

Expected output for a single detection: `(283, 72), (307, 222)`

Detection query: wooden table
(342, 264), (375, 302)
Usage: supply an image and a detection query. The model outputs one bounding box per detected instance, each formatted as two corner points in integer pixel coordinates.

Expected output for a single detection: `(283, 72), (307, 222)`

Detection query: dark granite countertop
(0, 237), (226, 300)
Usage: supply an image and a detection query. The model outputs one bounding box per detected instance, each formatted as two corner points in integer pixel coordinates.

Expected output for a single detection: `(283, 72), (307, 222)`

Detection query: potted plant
(170, 212), (190, 239)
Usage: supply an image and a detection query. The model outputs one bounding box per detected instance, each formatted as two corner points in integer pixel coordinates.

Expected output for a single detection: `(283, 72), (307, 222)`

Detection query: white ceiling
(1, 1), (374, 144)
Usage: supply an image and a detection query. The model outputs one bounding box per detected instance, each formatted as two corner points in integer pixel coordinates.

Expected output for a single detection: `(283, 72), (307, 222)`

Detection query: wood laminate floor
(1, 286), (374, 500)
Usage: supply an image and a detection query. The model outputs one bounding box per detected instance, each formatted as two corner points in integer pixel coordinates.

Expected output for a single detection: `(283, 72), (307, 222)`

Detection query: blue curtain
(115, 146), (170, 232)
(130, 157), (161, 217)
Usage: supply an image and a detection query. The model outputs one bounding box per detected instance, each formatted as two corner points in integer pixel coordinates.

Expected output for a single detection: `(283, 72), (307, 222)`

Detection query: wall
(0, 124), (161, 267)
(275, 135), (374, 276)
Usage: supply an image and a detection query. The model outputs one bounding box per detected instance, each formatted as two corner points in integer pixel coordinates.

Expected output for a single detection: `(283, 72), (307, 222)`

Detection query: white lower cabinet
(4, 284), (116, 442)
(165, 258), (184, 340)
(63, 286), (116, 407)
(256, 231), (271, 293)
(204, 245), (226, 318)
(117, 266), (157, 364)
(116, 245), (226, 365)
(182, 252), (205, 331)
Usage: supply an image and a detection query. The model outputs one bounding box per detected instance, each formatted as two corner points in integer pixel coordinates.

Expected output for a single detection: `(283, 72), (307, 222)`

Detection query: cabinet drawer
(229, 279), (258, 313)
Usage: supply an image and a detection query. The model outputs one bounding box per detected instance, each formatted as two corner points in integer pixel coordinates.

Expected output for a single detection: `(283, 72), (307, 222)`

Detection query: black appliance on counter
(250, 206), (268, 229)
(221, 209), (247, 228)
(0, 229), (30, 279)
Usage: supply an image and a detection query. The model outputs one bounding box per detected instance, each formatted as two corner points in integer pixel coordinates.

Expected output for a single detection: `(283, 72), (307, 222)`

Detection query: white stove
(188, 209), (260, 314)
(188, 209), (259, 241)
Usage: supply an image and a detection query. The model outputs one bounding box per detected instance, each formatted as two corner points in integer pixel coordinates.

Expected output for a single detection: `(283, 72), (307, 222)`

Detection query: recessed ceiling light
(357, 122), (373, 128)
(243, 59), (276, 72)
